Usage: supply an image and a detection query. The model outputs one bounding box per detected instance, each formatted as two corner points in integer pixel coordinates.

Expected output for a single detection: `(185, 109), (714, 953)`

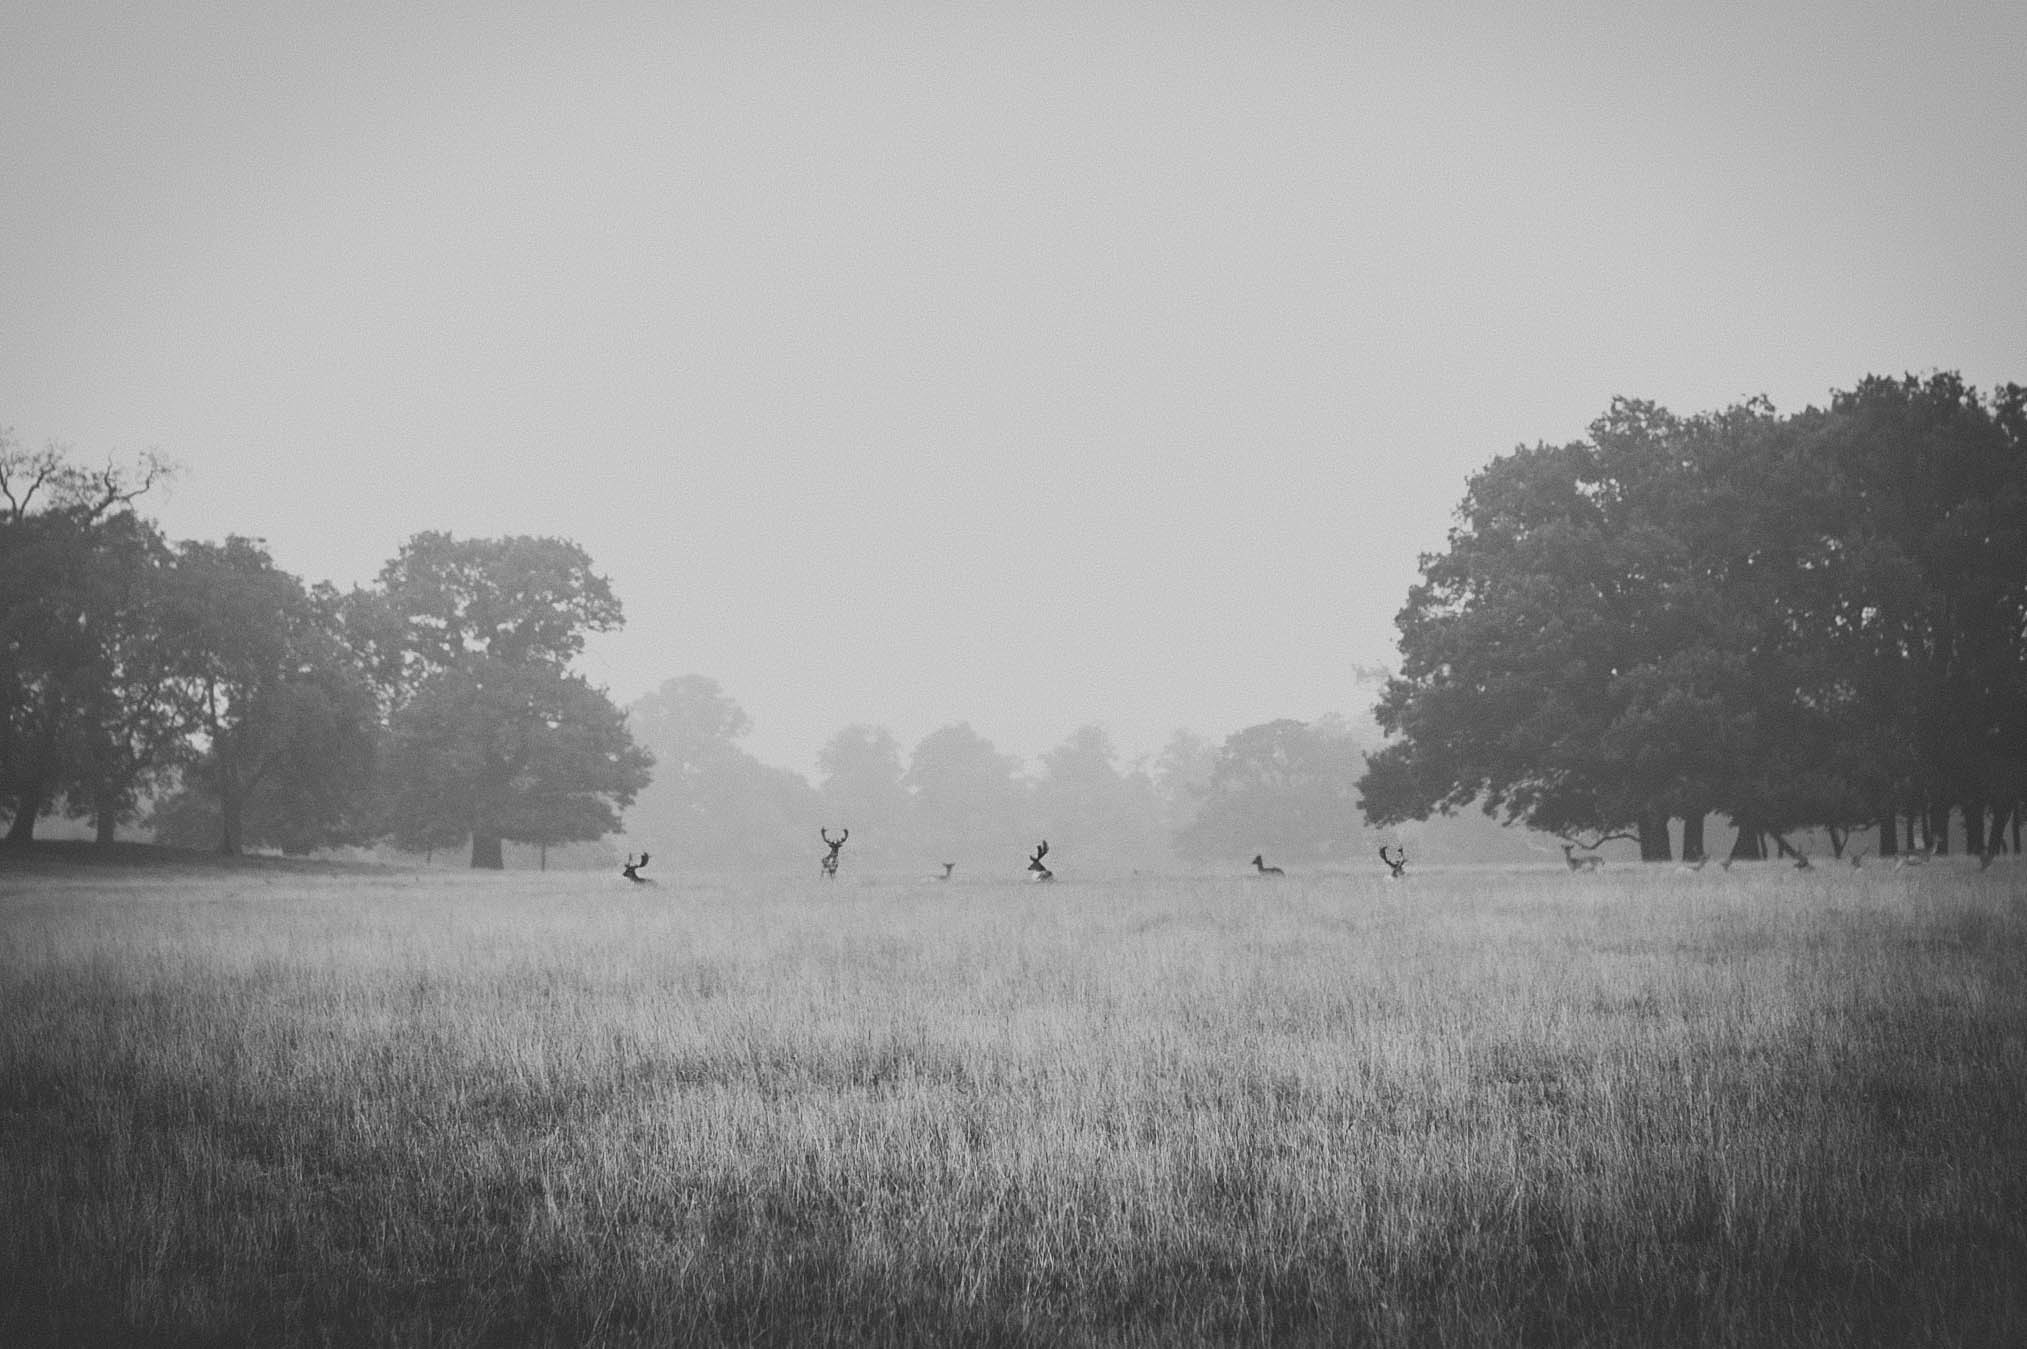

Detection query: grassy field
(2, 853), (2023, 1347)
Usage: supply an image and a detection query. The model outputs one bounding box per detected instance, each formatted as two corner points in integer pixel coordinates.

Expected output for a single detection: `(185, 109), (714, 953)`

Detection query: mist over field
(7, 0), (2027, 1341)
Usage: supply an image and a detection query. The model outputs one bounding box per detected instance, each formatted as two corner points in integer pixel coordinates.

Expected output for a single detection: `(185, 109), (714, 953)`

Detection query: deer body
(1251, 854), (1284, 877)
(820, 828), (848, 879)
(1562, 844), (1603, 873)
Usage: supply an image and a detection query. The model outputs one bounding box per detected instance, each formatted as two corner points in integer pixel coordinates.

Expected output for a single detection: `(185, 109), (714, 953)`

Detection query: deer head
(1028, 841), (1053, 880)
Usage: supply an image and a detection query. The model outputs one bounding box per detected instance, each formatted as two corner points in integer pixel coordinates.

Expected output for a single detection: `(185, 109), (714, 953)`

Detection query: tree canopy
(1363, 375), (2027, 860)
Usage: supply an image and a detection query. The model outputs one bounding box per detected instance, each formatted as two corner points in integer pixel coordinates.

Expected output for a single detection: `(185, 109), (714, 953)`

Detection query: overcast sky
(6, 0), (2023, 777)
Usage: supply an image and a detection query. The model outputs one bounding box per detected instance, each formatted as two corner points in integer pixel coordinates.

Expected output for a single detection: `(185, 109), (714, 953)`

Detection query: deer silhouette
(820, 828), (848, 879)
(1561, 843), (1603, 873)
(620, 852), (652, 883)
(1028, 841), (1053, 882)
(1251, 853), (1284, 877)
(1379, 845), (1407, 879)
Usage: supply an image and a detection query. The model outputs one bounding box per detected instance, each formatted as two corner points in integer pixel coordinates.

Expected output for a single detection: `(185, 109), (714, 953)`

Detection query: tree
(371, 533), (649, 867)
(1177, 719), (1363, 864)
(1360, 432), (1680, 855)
(818, 725), (911, 864)
(1782, 375), (2027, 854)
(624, 675), (815, 870)
(1032, 725), (1169, 871)
(1152, 729), (1218, 842)
(906, 723), (1026, 871)
(154, 539), (380, 855)
(379, 656), (649, 866)
(51, 507), (215, 845)
(1, 433), (174, 843)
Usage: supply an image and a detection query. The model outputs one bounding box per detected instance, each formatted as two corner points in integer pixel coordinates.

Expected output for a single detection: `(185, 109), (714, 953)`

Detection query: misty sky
(6, 0), (2023, 777)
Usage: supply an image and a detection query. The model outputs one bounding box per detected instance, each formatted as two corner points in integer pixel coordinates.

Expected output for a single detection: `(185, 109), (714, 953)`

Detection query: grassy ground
(2, 854), (2023, 1346)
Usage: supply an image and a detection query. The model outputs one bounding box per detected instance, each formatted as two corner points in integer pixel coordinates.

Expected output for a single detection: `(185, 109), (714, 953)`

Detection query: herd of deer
(613, 833), (1997, 885)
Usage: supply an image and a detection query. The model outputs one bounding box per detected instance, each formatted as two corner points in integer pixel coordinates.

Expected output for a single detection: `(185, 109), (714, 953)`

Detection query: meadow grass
(1, 857), (2023, 1347)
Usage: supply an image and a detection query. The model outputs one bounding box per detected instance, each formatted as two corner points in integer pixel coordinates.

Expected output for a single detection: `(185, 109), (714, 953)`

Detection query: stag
(1379, 844), (1407, 879)
(620, 852), (652, 883)
(1251, 853), (1285, 877)
(1028, 841), (1054, 882)
(1561, 843), (1604, 873)
(820, 828), (848, 879)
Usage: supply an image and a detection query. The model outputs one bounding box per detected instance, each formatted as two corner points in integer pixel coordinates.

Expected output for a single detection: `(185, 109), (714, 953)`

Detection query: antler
(1033, 840), (1049, 861)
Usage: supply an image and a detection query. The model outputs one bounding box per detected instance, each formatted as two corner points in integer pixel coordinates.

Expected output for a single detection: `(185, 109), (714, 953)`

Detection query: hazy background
(6, 0), (2023, 777)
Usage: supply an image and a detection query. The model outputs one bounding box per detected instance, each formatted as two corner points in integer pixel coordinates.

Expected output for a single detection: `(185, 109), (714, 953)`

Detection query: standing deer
(820, 828), (848, 879)
(1027, 841), (1053, 882)
(1251, 853), (1285, 877)
(1561, 843), (1604, 873)
(1379, 844), (1408, 879)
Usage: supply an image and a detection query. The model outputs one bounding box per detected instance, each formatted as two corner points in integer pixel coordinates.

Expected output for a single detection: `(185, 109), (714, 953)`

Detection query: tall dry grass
(1, 860), (2023, 1346)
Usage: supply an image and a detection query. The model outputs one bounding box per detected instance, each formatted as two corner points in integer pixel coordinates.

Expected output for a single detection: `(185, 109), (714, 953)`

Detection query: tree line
(622, 681), (1384, 876)
(1, 432), (650, 863)
(1359, 373), (2027, 862)
(3, 430), (1394, 870)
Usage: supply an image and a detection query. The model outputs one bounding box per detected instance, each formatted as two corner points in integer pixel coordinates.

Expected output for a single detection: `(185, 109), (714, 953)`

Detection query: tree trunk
(471, 832), (505, 869)
(1878, 813), (1898, 857)
(3, 783), (42, 844)
(95, 812), (118, 846)
(1638, 813), (1672, 862)
(1727, 819), (1764, 862)
(1963, 802), (1987, 856)
(1681, 813), (1706, 863)
(1928, 803), (1951, 856)
(218, 787), (244, 857)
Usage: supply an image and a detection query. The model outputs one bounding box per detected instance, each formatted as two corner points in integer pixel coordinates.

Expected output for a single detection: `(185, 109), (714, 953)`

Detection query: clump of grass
(2, 863), (2024, 1345)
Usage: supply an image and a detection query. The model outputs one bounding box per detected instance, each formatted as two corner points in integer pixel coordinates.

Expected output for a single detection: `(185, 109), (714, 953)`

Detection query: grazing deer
(1561, 843), (1604, 873)
(820, 828), (848, 879)
(1251, 853), (1285, 877)
(620, 852), (652, 883)
(1027, 841), (1053, 882)
(1379, 844), (1408, 879)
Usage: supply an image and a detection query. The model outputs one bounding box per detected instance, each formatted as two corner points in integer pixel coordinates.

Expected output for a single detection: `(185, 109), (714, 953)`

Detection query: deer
(820, 828), (848, 879)
(1379, 844), (1407, 879)
(620, 852), (652, 883)
(1027, 841), (1053, 882)
(1251, 853), (1285, 877)
(1561, 843), (1604, 873)
(1895, 841), (1936, 871)
(937, 862), (956, 881)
